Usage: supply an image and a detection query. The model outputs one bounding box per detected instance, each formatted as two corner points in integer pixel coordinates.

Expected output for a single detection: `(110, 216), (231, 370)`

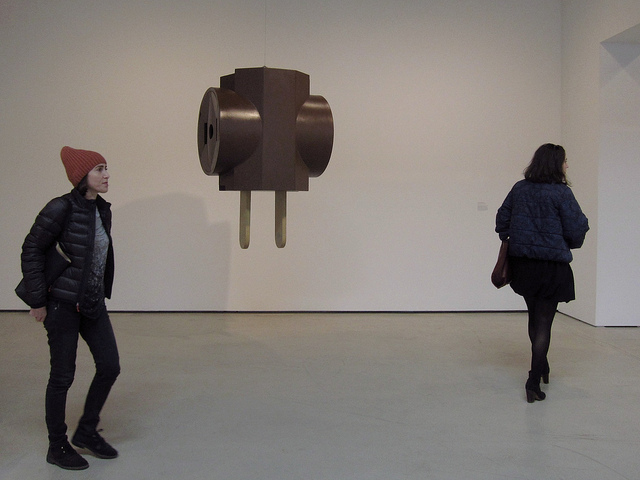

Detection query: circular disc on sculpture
(197, 87), (261, 176)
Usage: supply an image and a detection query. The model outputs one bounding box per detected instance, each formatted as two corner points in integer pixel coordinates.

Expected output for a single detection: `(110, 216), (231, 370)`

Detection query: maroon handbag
(491, 240), (511, 288)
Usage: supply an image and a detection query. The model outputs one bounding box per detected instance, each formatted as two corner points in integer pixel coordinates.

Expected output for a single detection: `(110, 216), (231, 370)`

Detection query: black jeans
(44, 300), (120, 445)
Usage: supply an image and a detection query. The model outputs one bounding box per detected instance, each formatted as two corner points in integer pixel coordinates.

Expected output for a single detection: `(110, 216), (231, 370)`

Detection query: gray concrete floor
(1, 311), (639, 480)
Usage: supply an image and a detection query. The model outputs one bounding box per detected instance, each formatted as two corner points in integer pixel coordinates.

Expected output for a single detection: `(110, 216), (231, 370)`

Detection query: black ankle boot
(72, 430), (118, 459)
(46, 441), (89, 470)
(525, 372), (546, 403)
(541, 360), (550, 384)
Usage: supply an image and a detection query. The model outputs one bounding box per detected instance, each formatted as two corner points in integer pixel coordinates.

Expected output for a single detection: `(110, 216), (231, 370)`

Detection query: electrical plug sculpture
(197, 67), (334, 248)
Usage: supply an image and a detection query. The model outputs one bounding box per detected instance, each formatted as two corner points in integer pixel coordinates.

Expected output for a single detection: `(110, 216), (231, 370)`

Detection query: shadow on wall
(112, 193), (231, 311)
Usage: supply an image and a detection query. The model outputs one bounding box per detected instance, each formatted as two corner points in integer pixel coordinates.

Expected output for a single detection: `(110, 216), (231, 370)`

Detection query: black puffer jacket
(20, 189), (114, 310)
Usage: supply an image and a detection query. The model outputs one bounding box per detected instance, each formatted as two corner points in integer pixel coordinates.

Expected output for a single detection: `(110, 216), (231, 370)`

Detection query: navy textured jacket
(495, 179), (589, 263)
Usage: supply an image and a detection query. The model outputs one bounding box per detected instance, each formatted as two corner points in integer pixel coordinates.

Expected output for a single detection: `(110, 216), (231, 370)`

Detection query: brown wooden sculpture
(198, 67), (334, 248)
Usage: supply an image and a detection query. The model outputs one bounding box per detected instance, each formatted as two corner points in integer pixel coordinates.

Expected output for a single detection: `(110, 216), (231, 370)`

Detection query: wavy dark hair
(524, 143), (568, 185)
(75, 175), (89, 197)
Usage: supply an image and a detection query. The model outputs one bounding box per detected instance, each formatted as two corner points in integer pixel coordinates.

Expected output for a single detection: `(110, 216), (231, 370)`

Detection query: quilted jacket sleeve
(495, 188), (513, 242)
(20, 197), (70, 308)
(558, 187), (589, 249)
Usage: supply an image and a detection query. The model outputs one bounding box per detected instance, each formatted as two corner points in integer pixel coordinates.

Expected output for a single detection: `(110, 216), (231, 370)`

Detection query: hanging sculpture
(198, 66), (334, 248)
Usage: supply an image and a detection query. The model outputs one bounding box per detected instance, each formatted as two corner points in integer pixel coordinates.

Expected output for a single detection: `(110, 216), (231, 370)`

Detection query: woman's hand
(30, 307), (47, 323)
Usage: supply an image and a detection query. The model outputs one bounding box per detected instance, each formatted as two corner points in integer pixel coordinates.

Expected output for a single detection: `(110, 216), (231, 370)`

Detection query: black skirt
(509, 256), (575, 303)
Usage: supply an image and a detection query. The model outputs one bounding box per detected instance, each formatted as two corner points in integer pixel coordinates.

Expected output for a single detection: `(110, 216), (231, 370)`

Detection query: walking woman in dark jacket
(496, 143), (589, 403)
(19, 146), (120, 470)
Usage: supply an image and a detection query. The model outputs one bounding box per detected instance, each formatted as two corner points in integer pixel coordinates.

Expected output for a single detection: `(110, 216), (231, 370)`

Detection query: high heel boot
(525, 371), (546, 403)
(541, 361), (550, 385)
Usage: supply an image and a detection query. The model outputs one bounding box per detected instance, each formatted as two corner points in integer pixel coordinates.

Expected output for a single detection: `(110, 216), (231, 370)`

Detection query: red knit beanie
(60, 146), (107, 187)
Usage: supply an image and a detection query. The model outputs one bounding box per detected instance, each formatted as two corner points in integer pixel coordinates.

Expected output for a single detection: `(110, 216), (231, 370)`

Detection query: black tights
(525, 296), (558, 380)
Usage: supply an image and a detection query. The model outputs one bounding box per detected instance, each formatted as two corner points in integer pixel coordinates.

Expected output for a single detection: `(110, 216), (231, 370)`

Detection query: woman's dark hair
(524, 143), (568, 185)
(75, 175), (89, 197)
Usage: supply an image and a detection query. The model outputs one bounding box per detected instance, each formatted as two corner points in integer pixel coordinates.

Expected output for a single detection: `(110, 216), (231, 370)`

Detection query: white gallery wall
(598, 39), (640, 326)
(1, 1), (638, 321)
(561, 0), (640, 325)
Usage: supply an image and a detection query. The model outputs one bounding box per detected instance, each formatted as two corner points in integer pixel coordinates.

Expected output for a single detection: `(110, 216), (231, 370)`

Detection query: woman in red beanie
(18, 146), (120, 470)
